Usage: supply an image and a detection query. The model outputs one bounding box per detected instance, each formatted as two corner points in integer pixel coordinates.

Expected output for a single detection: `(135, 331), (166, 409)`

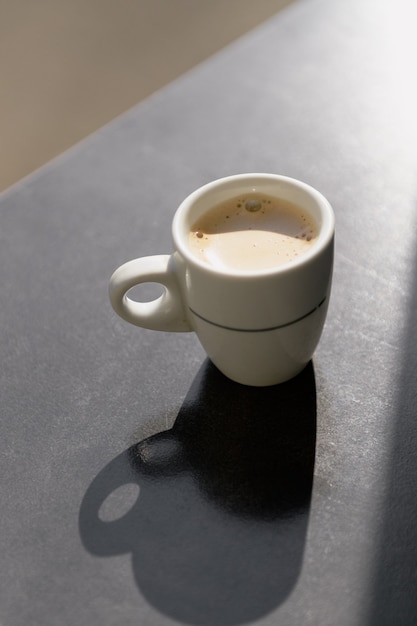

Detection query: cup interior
(173, 174), (334, 273)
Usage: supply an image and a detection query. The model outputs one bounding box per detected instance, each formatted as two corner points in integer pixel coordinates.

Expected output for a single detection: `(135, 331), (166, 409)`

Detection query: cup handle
(109, 255), (192, 332)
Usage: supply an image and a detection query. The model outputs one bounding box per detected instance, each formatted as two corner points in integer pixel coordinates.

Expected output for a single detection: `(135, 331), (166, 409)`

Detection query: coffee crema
(188, 193), (318, 271)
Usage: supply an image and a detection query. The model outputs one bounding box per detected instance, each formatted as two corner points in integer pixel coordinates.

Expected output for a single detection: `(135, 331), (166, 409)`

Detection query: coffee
(189, 193), (318, 271)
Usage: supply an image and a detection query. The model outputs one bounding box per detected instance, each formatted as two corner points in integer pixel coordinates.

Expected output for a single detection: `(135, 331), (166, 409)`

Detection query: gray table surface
(2, 0), (417, 624)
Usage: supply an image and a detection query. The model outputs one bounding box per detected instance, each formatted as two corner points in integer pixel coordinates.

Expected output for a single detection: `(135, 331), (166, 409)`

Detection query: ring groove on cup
(188, 297), (326, 333)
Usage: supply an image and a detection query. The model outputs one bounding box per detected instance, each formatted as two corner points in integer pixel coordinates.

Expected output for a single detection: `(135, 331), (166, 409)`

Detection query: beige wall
(0, 0), (293, 191)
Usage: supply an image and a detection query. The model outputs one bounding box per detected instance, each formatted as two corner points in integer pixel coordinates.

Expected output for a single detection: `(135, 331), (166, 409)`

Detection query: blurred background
(0, 0), (293, 192)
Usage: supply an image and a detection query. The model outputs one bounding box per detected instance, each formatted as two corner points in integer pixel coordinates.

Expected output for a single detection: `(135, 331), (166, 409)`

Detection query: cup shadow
(79, 359), (317, 626)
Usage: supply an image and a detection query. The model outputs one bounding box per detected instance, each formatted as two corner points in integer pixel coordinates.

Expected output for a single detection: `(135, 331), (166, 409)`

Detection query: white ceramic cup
(109, 174), (334, 386)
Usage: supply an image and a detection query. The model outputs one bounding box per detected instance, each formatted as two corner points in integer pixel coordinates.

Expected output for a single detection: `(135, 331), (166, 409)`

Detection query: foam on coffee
(188, 193), (318, 271)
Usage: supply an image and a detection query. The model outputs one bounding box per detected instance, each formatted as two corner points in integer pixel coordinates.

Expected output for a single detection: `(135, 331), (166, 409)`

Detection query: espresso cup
(109, 174), (334, 386)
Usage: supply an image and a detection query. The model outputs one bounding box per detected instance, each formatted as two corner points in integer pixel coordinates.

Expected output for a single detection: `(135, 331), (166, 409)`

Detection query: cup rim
(172, 173), (335, 277)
